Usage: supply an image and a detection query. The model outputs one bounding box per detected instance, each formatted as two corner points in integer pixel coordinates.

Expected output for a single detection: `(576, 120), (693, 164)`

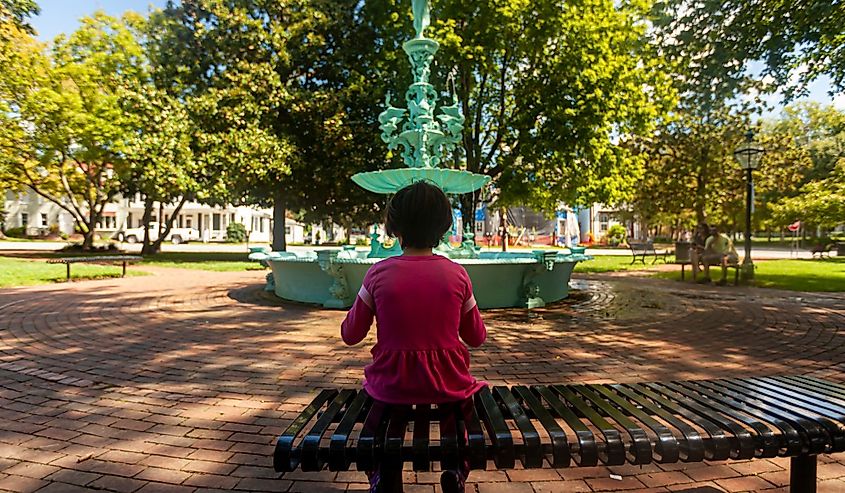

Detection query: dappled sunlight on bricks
(0, 269), (843, 490)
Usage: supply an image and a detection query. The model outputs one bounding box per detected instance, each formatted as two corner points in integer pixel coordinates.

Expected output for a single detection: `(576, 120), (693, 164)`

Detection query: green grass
(140, 252), (264, 272)
(0, 257), (147, 288)
(655, 258), (845, 292)
(574, 255), (664, 273)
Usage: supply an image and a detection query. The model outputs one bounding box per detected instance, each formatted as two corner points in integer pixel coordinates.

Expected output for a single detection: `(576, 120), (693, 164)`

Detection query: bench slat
(494, 386), (543, 468)
(357, 398), (389, 471)
(644, 382), (761, 459)
(463, 399), (486, 470)
(552, 385), (626, 466)
(724, 378), (845, 452)
(683, 382), (816, 455)
(385, 405), (410, 471)
(613, 384), (706, 462)
(572, 384), (655, 465)
(274, 389), (336, 472)
(329, 390), (370, 471)
(302, 390), (355, 471)
(512, 386), (570, 467)
(475, 386), (515, 468)
(590, 384), (680, 463)
(535, 385), (599, 466)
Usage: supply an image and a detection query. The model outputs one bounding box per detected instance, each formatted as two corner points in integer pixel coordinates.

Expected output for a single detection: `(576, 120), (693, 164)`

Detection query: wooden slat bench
(47, 256), (144, 280)
(275, 376), (845, 492)
(629, 241), (673, 265)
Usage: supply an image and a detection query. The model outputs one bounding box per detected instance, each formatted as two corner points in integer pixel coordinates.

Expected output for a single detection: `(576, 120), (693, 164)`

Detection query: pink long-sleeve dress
(341, 254), (487, 405)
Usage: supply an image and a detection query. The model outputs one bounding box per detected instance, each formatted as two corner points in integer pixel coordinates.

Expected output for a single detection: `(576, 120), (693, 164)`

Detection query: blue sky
(31, 0), (843, 118)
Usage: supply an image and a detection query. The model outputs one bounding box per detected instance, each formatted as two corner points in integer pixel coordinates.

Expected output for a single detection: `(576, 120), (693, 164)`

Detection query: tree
(363, 0), (675, 229)
(653, 0), (845, 98)
(0, 12), (142, 249)
(119, 84), (200, 254)
(769, 104), (845, 231)
(0, 0), (39, 36)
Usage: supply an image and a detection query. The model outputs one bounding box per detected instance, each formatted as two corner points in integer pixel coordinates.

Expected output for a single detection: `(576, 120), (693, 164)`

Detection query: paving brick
(89, 474), (148, 492)
(715, 475), (777, 491)
(0, 474), (47, 493)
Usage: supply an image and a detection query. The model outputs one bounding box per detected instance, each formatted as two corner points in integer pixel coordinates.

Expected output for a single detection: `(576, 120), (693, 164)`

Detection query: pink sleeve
(341, 273), (375, 346)
(458, 273), (486, 348)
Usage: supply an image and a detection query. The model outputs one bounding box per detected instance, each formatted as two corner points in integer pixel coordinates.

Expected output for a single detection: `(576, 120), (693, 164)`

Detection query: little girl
(341, 181), (487, 493)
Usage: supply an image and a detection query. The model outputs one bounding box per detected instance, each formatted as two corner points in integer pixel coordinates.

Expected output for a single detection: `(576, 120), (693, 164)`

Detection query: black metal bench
(811, 243), (835, 259)
(47, 255), (143, 280)
(629, 241), (673, 265)
(275, 376), (845, 492)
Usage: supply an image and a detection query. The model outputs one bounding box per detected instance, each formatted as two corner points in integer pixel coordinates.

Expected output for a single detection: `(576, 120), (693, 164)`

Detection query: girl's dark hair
(385, 181), (453, 249)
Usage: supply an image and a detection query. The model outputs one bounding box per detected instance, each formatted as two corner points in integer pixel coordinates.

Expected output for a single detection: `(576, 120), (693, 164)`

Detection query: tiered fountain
(251, 0), (590, 309)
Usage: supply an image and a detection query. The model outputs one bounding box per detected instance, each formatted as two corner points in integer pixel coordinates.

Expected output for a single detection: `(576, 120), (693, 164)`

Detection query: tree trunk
(272, 189), (287, 251)
(141, 198), (155, 256)
(500, 207), (508, 252)
(81, 228), (96, 250)
(150, 197), (188, 254)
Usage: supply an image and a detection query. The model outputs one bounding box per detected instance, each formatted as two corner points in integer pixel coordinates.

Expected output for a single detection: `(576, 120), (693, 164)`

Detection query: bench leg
(66, 263), (71, 281)
(122, 261), (127, 278)
(681, 264), (685, 281)
(790, 454), (816, 493)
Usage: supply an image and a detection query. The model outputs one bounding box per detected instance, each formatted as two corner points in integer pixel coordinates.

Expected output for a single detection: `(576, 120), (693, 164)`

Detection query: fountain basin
(250, 249), (591, 309)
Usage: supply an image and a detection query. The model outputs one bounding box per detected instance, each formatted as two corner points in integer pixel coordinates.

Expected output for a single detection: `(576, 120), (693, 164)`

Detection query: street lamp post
(733, 130), (765, 281)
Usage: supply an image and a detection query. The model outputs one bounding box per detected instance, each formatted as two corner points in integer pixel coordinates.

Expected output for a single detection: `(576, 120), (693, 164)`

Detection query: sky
(31, 0), (844, 119)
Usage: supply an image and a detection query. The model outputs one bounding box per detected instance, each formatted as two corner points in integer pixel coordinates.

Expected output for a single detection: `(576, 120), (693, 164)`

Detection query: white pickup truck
(119, 222), (200, 245)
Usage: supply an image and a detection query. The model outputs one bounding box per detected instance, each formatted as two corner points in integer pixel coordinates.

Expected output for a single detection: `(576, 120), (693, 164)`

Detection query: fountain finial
(412, 0), (431, 38)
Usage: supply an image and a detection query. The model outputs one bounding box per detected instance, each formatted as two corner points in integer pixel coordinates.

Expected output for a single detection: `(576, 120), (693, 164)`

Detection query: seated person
(689, 222), (709, 279)
(701, 226), (739, 285)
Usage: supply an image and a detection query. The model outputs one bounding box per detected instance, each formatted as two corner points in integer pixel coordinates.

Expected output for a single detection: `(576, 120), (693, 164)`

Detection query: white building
(2, 190), (305, 244)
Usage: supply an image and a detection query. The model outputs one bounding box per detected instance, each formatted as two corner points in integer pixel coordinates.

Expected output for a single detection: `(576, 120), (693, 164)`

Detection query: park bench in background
(47, 255), (144, 281)
(275, 375), (845, 492)
(628, 241), (673, 265)
(811, 243), (836, 259)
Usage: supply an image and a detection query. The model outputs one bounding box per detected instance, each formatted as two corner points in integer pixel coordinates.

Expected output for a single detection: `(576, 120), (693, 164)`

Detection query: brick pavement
(1, 267), (845, 492)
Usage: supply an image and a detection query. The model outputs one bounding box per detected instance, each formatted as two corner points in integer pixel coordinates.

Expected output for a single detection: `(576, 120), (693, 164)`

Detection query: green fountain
(251, 0), (590, 309)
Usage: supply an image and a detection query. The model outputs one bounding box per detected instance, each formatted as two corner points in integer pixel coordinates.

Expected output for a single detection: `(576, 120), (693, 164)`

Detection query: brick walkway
(1, 268), (845, 492)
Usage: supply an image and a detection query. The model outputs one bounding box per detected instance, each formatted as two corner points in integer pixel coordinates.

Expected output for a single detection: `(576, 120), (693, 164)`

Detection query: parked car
(117, 222), (200, 245)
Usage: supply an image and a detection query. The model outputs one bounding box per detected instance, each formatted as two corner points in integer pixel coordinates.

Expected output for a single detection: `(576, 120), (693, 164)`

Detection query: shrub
(5, 226), (26, 238)
(355, 237), (369, 246)
(606, 224), (627, 246)
(226, 222), (247, 243)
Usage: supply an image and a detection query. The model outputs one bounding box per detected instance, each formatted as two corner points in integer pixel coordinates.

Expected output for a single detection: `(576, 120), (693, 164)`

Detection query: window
(212, 213), (221, 230)
(598, 212), (610, 233)
(41, 213), (48, 226)
(475, 222), (483, 233)
(127, 213), (133, 229)
(230, 213), (236, 223)
(285, 226), (291, 235)
(178, 215), (183, 228)
(259, 218), (265, 233)
(186, 217), (192, 229)
(21, 213), (28, 227)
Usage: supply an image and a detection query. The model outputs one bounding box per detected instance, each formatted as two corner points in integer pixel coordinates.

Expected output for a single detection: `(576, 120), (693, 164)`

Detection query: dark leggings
(365, 397), (474, 492)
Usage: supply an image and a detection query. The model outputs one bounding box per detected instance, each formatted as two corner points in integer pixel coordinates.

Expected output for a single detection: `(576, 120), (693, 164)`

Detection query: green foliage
(0, 12), (143, 249)
(4, 226), (24, 237)
(606, 224), (626, 246)
(0, 0), (39, 36)
(653, 0), (845, 98)
(225, 222), (247, 243)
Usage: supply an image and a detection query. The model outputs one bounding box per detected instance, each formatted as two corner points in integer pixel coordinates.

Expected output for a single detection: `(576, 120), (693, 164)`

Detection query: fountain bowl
(250, 248), (591, 310)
